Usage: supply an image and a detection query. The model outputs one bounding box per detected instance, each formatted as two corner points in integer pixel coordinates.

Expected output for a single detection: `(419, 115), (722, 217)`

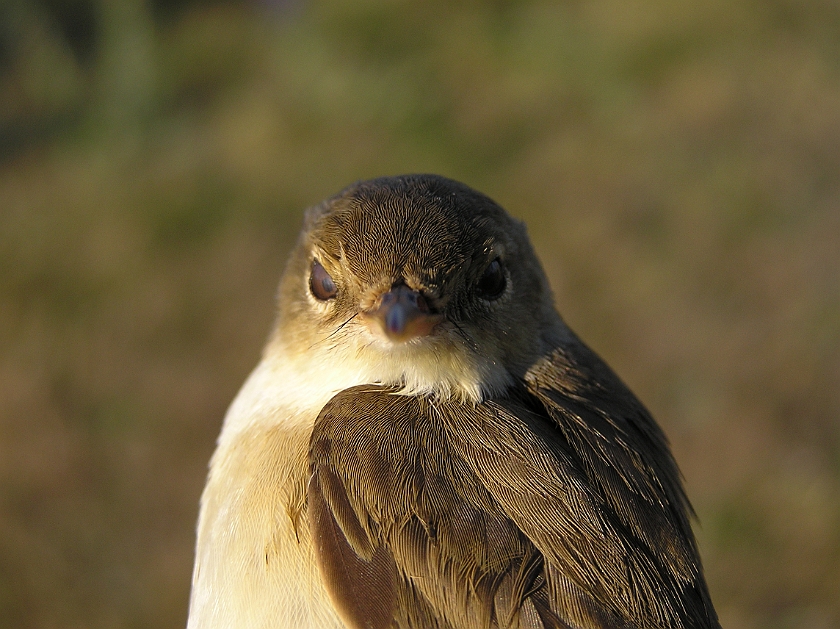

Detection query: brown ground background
(1, 1), (839, 627)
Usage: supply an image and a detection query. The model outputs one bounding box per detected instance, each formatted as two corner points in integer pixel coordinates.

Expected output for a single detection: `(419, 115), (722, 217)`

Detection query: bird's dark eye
(476, 258), (506, 300)
(310, 260), (338, 301)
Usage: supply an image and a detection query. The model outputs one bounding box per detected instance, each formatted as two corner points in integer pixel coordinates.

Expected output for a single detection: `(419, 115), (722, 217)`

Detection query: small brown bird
(187, 175), (720, 629)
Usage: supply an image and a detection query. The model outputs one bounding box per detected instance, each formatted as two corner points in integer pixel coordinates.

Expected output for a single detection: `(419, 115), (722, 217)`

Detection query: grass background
(1, 0), (839, 627)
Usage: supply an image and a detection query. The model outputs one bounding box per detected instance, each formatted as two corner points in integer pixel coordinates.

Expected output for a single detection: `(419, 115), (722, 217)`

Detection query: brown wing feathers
(308, 467), (397, 629)
(524, 345), (718, 627)
(309, 391), (547, 629)
(308, 354), (720, 629)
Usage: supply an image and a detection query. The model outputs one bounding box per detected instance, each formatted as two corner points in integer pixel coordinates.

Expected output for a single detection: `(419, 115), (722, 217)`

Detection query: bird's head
(268, 175), (564, 403)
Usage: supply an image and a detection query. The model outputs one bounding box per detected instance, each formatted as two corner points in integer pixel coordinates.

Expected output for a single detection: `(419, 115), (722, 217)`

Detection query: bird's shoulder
(307, 343), (720, 629)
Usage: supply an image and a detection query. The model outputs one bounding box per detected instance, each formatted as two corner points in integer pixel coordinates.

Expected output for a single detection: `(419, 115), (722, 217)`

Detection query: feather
(309, 364), (720, 629)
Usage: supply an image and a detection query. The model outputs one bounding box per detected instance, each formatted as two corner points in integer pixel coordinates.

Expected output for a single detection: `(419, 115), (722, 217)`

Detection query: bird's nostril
(414, 293), (430, 313)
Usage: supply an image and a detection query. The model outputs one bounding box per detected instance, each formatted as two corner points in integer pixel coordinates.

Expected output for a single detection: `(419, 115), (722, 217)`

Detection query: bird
(186, 174), (721, 629)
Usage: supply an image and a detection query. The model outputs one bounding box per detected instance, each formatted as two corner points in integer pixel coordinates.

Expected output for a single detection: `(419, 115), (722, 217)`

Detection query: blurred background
(1, 0), (839, 627)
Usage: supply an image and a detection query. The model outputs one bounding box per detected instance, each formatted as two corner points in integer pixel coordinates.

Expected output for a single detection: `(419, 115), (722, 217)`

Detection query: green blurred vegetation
(1, 0), (839, 627)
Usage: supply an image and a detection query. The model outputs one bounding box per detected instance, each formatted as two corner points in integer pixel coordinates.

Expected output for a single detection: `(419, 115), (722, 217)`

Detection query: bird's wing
(308, 345), (719, 629)
(514, 341), (720, 629)
(309, 386), (569, 629)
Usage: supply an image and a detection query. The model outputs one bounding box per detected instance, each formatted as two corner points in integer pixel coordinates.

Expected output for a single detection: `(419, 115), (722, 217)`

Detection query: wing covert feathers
(308, 466), (397, 629)
(308, 346), (720, 629)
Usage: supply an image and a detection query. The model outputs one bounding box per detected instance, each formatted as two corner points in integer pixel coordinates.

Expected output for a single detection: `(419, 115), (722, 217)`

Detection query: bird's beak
(363, 285), (444, 343)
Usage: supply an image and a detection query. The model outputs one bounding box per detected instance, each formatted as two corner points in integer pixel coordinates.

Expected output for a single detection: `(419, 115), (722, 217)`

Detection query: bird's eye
(310, 260), (338, 301)
(476, 258), (506, 300)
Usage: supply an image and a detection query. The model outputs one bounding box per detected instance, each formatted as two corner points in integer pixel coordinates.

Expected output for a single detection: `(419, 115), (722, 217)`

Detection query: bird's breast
(187, 358), (351, 629)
